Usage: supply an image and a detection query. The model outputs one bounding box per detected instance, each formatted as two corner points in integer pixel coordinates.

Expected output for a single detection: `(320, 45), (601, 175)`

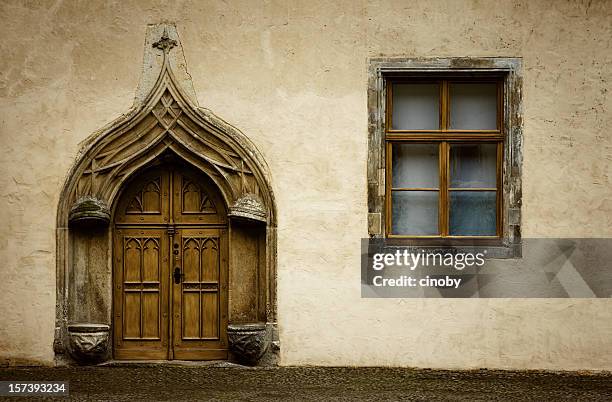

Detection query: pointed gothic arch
(55, 24), (277, 364)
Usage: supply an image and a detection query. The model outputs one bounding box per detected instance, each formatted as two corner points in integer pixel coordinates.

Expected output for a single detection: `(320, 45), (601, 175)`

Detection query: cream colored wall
(0, 0), (611, 369)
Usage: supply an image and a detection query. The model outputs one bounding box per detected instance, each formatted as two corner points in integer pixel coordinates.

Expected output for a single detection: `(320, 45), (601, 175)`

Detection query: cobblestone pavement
(1, 365), (612, 401)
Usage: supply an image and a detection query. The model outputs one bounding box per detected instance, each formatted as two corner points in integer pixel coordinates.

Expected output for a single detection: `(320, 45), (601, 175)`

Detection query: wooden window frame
(367, 58), (523, 256)
(385, 78), (504, 240)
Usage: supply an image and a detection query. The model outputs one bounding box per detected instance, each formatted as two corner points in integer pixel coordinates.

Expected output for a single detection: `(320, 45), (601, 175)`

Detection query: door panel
(172, 170), (226, 225)
(172, 228), (228, 360)
(113, 164), (228, 360)
(115, 169), (171, 225)
(113, 228), (169, 359)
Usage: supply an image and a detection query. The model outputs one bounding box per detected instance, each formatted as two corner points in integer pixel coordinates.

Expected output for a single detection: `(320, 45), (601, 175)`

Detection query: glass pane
(392, 84), (440, 130)
(450, 144), (497, 188)
(449, 191), (496, 235)
(392, 191), (439, 235)
(392, 144), (439, 188)
(450, 83), (498, 130)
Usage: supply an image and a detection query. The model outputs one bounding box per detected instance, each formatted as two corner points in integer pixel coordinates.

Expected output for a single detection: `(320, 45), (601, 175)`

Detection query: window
(385, 77), (503, 239)
(368, 58), (522, 255)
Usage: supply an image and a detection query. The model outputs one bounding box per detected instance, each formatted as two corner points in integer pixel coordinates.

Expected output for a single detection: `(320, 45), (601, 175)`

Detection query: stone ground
(1, 365), (612, 401)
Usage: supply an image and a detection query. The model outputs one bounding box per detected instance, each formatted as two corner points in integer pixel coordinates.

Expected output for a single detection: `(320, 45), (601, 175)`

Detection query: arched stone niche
(55, 24), (277, 364)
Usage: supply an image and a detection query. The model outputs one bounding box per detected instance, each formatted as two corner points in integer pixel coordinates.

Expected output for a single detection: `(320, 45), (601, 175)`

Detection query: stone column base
(227, 323), (270, 365)
(67, 323), (110, 365)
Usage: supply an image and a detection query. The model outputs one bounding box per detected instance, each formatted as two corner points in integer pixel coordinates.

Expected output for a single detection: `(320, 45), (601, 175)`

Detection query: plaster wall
(0, 0), (611, 369)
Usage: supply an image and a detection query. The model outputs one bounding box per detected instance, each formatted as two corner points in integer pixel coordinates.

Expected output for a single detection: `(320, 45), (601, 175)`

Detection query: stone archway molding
(55, 23), (277, 364)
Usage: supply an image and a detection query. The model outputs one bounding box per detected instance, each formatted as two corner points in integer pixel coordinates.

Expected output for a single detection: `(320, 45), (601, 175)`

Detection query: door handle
(174, 267), (183, 284)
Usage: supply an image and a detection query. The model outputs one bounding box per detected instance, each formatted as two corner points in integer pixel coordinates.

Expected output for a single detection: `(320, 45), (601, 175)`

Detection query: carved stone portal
(67, 324), (110, 364)
(227, 323), (270, 365)
(55, 23), (278, 363)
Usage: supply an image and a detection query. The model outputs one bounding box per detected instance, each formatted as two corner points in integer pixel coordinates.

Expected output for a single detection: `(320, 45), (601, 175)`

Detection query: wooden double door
(113, 165), (228, 360)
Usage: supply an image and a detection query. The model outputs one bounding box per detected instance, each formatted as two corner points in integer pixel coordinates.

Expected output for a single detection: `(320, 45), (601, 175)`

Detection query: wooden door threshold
(98, 360), (246, 368)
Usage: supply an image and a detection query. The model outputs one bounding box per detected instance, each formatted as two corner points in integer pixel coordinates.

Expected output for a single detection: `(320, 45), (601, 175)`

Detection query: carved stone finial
(135, 23), (198, 105)
(153, 28), (177, 52)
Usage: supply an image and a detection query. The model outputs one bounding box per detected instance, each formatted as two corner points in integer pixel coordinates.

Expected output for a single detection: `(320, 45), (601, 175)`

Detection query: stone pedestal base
(227, 323), (269, 365)
(67, 324), (110, 365)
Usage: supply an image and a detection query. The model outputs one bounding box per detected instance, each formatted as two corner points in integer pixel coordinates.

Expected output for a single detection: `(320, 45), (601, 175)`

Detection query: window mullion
(440, 81), (449, 237)
(385, 141), (392, 235)
(496, 141), (503, 237)
(441, 80), (449, 130)
(440, 141), (448, 237)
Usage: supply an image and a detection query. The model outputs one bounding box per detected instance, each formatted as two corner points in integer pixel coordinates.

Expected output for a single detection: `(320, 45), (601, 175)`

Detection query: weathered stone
(68, 196), (110, 228)
(367, 212), (381, 235)
(66, 324), (110, 365)
(227, 323), (269, 365)
(228, 193), (267, 223)
(54, 23), (278, 364)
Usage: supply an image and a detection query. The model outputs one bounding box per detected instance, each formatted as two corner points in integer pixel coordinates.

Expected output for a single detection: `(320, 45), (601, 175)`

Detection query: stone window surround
(367, 57), (523, 258)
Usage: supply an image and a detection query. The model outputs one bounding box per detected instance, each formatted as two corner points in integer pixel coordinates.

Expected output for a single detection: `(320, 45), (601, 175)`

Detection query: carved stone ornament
(55, 24), (278, 362)
(152, 28), (177, 52)
(227, 323), (270, 364)
(67, 323), (110, 364)
(228, 193), (267, 223)
(57, 23), (275, 224)
(68, 196), (111, 228)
